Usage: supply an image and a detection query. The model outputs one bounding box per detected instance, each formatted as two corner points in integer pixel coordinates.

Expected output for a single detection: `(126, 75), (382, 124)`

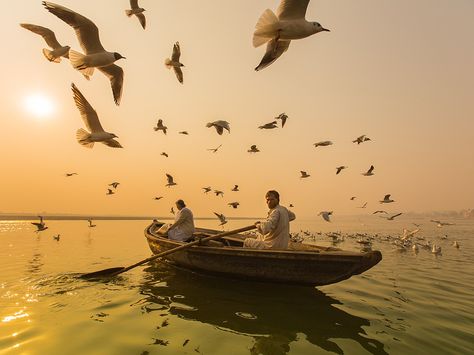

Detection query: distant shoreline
(0, 215), (257, 221)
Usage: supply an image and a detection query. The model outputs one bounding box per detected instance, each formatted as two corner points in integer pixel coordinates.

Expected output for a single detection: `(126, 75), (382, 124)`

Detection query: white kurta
(168, 207), (195, 242)
(244, 205), (295, 249)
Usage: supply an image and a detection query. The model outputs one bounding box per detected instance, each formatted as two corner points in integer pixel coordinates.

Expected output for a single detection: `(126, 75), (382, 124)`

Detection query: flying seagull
(43, 1), (125, 105)
(248, 145), (260, 153)
(362, 165), (375, 176)
(106, 188), (114, 195)
(253, 0), (329, 71)
(165, 42), (184, 84)
(313, 141), (333, 147)
(153, 196), (163, 201)
(154, 119), (167, 134)
(31, 216), (48, 232)
(380, 194), (395, 203)
(358, 202), (367, 208)
(336, 166), (347, 175)
(372, 210), (387, 214)
(207, 144), (222, 153)
(275, 112), (288, 127)
(353, 135), (371, 144)
(206, 120), (230, 135)
(202, 186), (212, 194)
(160, 152), (169, 158)
(87, 218), (96, 227)
(178, 131), (189, 135)
(71, 83), (122, 148)
(109, 182), (120, 189)
(214, 190), (224, 197)
(381, 213), (402, 221)
(20, 23), (70, 63)
(258, 121), (278, 129)
(125, 0), (146, 29)
(65, 172), (78, 177)
(231, 185), (239, 192)
(228, 202), (240, 209)
(165, 174), (177, 187)
(318, 211), (333, 222)
(300, 171), (310, 178)
(214, 212), (227, 226)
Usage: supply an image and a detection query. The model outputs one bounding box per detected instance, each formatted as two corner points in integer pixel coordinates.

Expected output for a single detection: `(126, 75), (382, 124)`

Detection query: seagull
(202, 186), (212, 194)
(318, 211), (332, 222)
(289, 204), (294, 207)
(382, 213), (402, 221)
(53, 234), (61, 241)
(300, 171), (310, 178)
(362, 165), (375, 176)
(214, 190), (224, 197)
(313, 141), (333, 147)
(87, 218), (96, 227)
(372, 210), (387, 214)
(380, 194), (395, 203)
(207, 144), (222, 153)
(431, 244), (442, 255)
(125, 0), (146, 29)
(206, 120), (230, 135)
(160, 152), (169, 158)
(165, 42), (184, 84)
(165, 174), (177, 187)
(109, 182), (120, 189)
(65, 172), (78, 177)
(430, 219), (455, 227)
(43, 1), (125, 105)
(153, 196), (163, 201)
(453, 241), (459, 249)
(31, 216), (48, 232)
(253, 0), (329, 71)
(248, 145), (260, 153)
(178, 131), (189, 135)
(353, 135), (371, 144)
(258, 121), (278, 129)
(228, 202), (240, 209)
(275, 113), (288, 127)
(154, 119), (167, 134)
(71, 83), (122, 148)
(106, 188), (114, 195)
(335, 166), (347, 175)
(20, 23), (70, 63)
(231, 185), (239, 192)
(214, 212), (227, 226)
(358, 202), (367, 208)
(350, 196), (356, 200)
(170, 207), (175, 215)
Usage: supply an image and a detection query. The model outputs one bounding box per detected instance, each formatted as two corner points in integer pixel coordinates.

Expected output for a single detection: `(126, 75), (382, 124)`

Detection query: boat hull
(144, 222), (382, 286)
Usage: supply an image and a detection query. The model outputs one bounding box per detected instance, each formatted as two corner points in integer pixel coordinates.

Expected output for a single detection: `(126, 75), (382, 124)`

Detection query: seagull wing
(322, 213), (330, 222)
(255, 39), (291, 71)
(384, 194), (391, 200)
(20, 23), (62, 48)
(166, 174), (174, 184)
(368, 165), (374, 174)
(136, 13), (146, 29)
(71, 83), (104, 133)
(277, 0), (310, 20)
(130, 0), (139, 10)
(42, 1), (105, 54)
(173, 66), (183, 83)
(97, 64), (124, 105)
(102, 139), (123, 148)
(171, 42), (181, 62)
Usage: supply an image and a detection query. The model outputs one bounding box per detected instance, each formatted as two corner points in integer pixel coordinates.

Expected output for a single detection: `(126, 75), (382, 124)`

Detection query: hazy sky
(1, 0), (473, 219)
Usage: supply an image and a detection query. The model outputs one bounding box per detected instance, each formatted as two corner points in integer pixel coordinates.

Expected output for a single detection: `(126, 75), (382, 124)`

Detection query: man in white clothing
(244, 190), (295, 249)
(160, 199), (195, 242)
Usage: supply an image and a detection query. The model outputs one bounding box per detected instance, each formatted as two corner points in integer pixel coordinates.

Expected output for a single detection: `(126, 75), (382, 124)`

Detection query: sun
(24, 94), (55, 118)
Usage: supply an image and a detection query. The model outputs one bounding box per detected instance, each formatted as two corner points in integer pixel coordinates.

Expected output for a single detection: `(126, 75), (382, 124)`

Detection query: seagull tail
(69, 50), (94, 79)
(42, 48), (61, 63)
(76, 129), (94, 148)
(164, 58), (172, 69)
(125, 9), (133, 17)
(253, 9), (279, 48)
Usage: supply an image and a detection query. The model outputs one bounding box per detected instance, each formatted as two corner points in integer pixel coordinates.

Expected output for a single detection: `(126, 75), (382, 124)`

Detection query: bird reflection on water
(138, 263), (388, 355)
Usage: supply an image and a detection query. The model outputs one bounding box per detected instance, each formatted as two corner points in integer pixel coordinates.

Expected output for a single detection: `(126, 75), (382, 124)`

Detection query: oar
(79, 224), (257, 279)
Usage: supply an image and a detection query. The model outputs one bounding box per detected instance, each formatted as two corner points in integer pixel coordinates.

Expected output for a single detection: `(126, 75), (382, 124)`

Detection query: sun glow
(24, 94), (55, 118)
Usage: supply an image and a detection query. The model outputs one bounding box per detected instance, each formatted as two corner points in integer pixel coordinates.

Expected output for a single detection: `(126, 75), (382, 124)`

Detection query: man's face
(266, 194), (278, 209)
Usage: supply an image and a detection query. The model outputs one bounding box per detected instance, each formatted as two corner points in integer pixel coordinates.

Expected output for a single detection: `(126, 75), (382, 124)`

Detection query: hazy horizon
(1, 0), (473, 220)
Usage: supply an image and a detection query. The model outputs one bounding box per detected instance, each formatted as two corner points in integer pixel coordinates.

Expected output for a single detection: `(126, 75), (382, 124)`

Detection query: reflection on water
(139, 263), (388, 355)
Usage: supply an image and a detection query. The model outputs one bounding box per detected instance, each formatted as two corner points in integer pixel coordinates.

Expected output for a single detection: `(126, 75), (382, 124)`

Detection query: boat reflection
(139, 263), (388, 355)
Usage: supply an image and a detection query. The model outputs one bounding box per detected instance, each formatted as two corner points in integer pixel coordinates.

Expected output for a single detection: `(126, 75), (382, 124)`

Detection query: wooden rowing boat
(144, 221), (382, 286)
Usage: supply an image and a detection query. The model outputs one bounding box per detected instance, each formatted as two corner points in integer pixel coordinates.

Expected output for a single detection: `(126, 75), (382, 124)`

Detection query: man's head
(265, 190), (279, 209)
(176, 199), (186, 210)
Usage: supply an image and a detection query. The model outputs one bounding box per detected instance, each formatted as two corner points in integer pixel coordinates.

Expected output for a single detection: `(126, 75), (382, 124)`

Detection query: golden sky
(1, 0), (473, 218)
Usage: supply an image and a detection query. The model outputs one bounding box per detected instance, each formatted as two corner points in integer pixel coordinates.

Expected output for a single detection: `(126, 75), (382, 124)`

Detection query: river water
(1, 217), (473, 354)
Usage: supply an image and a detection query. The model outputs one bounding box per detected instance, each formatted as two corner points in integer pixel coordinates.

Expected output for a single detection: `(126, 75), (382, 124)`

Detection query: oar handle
(113, 224), (257, 276)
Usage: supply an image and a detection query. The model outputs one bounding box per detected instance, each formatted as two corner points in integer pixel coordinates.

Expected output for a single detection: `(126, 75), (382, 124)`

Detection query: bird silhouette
(125, 0), (146, 29)
(165, 174), (177, 187)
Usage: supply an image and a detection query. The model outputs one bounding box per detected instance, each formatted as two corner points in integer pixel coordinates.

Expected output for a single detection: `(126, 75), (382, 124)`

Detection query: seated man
(159, 199), (195, 242)
(244, 190), (295, 249)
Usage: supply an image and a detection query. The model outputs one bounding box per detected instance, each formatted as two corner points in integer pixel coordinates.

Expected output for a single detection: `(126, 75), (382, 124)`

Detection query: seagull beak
(322, 28), (330, 32)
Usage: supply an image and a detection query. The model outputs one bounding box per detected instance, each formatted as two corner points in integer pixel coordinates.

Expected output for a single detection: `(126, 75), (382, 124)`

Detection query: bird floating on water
(125, 0), (146, 29)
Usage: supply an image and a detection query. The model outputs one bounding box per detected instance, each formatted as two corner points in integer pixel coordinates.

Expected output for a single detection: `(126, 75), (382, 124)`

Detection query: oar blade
(79, 267), (125, 279)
